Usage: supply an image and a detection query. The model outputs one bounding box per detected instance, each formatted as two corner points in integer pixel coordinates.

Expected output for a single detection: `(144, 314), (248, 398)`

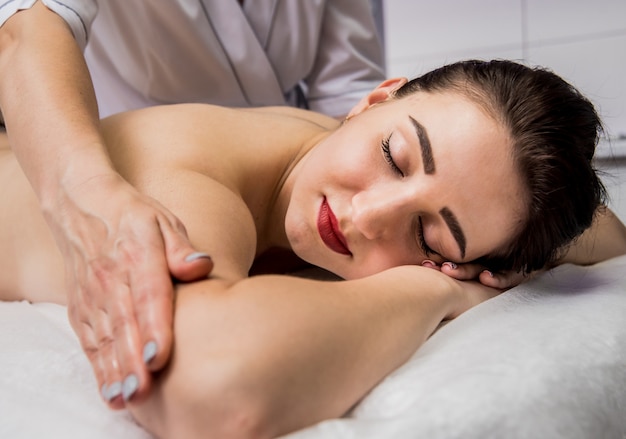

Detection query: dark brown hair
(394, 59), (606, 273)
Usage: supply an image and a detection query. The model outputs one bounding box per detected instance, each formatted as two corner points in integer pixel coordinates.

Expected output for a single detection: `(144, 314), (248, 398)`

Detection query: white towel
(2, 255), (625, 439)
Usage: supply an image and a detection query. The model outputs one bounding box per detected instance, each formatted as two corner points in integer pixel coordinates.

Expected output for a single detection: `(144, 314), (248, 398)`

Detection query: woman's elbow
(129, 358), (274, 439)
(127, 286), (278, 439)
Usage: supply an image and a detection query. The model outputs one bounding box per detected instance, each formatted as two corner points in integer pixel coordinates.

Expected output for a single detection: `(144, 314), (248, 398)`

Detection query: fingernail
(421, 259), (437, 268)
(482, 269), (494, 277)
(185, 252), (212, 263)
(103, 381), (122, 401)
(442, 262), (458, 270)
(143, 340), (158, 364)
(122, 374), (139, 401)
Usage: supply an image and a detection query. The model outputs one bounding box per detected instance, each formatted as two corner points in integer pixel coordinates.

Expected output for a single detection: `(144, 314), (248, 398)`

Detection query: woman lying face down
(0, 60), (622, 438)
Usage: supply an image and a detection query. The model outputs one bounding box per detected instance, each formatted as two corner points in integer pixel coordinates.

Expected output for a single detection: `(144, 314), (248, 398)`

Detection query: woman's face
(284, 86), (527, 280)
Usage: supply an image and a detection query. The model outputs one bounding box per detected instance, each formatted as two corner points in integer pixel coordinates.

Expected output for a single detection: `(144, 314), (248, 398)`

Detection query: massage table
(1, 255), (625, 438)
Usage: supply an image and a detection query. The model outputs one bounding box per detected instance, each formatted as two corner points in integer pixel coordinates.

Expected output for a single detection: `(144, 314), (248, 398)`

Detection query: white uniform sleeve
(0, 0), (97, 50)
(305, 0), (386, 117)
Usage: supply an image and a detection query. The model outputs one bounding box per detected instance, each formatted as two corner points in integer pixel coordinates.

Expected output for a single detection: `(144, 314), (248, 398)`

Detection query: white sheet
(2, 255), (625, 439)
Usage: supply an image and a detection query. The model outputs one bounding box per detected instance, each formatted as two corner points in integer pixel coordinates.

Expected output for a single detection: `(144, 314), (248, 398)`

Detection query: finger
(95, 308), (128, 410)
(132, 267), (174, 374)
(68, 307), (106, 395)
(65, 271), (113, 406)
(440, 261), (483, 280)
(158, 216), (213, 281)
(128, 226), (176, 373)
(87, 255), (151, 408)
(421, 259), (441, 271)
(69, 303), (125, 409)
(109, 282), (151, 404)
(477, 270), (525, 289)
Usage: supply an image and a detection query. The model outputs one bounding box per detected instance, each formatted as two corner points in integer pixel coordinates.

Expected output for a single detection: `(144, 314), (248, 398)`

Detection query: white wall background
(382, 0), (626, 220)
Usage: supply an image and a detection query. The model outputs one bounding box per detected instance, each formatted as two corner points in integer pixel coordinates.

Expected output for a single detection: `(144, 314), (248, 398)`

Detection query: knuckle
(83, 345), (100, 362)
(97, 334), (115, 350)
(110, 311), (134, 335)
(89, 258), (119, 289)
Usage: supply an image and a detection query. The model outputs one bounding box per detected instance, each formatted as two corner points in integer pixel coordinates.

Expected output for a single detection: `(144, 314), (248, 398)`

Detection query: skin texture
(0, 1), (212, 403)
(0, 0), (529, 403)
(285, 86), (527, 279)
(1, 82), (625, 437)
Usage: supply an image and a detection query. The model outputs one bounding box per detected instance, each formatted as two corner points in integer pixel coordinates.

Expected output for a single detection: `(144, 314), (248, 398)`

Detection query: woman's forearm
(129, 266), (478, 439)
(557, 207), (626, 266)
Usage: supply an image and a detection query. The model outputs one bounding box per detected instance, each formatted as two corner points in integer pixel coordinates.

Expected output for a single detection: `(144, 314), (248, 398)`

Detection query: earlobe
(346, 77), (409, 119)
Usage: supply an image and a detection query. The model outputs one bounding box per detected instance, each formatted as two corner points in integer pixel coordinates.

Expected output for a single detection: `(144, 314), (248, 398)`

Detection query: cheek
(284, 193), (317, 250)
(320, 132), (378, 179)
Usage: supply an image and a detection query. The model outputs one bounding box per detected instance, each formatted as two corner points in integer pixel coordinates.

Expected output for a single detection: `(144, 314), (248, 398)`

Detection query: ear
(346, 77), (409, 119)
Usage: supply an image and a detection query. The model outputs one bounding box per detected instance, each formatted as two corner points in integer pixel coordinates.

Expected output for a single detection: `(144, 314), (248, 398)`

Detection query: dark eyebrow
(409, 116), (435, 174)
(439, 207), (466, 259)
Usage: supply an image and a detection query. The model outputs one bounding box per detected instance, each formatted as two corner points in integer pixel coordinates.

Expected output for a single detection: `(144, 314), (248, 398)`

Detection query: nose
(351, 184), (418, 240)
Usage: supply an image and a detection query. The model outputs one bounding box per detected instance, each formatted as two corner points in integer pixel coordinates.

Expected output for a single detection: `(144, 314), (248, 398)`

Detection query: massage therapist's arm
(128, 268), (497, 439)
(0, 1), (210, 406)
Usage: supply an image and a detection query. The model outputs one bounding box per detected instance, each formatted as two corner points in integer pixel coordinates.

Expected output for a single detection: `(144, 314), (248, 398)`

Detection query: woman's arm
(556, 206), (626, 266)
(0, 1), (210, 406)
(128, 267), (498, 439)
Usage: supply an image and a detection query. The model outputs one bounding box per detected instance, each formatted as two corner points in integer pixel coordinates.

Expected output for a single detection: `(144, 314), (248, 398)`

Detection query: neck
(257, 131), (331, 254)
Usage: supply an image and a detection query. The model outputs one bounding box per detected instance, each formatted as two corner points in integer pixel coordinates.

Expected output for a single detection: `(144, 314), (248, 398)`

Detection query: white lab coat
(0, 0), (385, 117)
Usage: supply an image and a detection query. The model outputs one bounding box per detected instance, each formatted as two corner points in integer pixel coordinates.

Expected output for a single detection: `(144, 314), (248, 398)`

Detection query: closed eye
(417, 216), (435, 257)
(381, 133), (403, 176)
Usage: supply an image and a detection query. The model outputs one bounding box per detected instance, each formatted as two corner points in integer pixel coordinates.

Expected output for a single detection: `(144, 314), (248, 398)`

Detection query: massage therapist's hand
(49, 172), (213, 409)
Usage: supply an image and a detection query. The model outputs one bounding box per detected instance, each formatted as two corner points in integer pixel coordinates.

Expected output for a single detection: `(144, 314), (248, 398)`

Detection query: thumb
(159, 217), (214, 281)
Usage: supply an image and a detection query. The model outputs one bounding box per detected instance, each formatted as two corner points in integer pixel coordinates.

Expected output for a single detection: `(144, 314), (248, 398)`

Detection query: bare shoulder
(243, 106), (340, 131)
(100, 104), (333, 171)
(101, 104), (337, 142)
(99, 103), (334, 203)
(95, 104), (333, 274)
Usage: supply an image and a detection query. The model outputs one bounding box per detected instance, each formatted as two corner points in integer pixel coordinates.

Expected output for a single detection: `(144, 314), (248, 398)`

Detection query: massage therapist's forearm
(129, 266), (459, 439)
(0, 5), (216, 404)
(0, 2), (113, 199)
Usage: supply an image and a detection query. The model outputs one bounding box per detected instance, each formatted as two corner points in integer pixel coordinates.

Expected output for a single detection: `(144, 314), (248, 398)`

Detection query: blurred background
(379, 0), (626, 220)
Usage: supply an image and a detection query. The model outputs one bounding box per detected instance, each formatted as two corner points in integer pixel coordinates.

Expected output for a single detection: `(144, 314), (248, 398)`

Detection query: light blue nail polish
(143, 341), (158, 364)
(185, 252), (212, 262)
(105, 381), (123, 401)
(101, 383), (108, 400)
(122, 374), (139, 401)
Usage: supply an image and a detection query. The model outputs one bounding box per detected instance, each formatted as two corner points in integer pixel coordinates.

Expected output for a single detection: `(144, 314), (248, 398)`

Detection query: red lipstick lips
(318, 197), (351, 255)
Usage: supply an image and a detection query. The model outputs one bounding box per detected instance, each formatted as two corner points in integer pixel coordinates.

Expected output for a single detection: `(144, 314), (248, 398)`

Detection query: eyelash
(381, 134), (403, 176)
(417, 217), (434, 257)
(381, 135), (434, 258)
